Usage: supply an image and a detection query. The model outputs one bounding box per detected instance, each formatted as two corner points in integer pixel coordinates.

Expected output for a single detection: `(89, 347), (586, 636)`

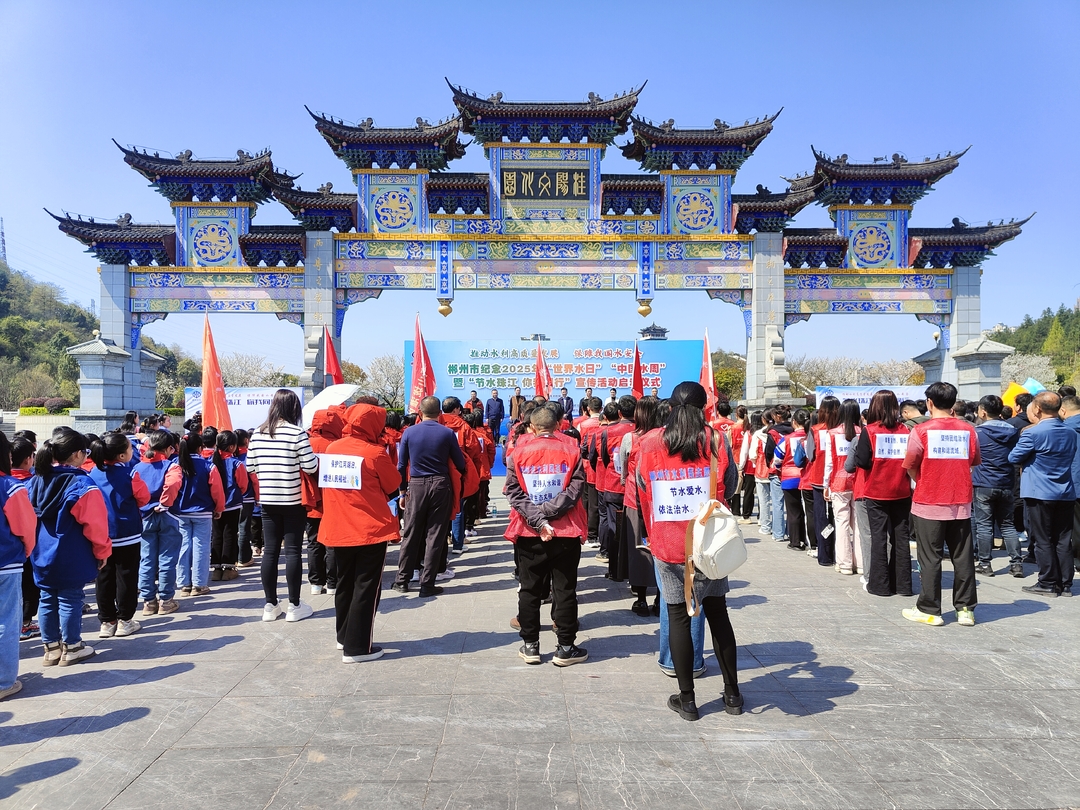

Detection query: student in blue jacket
(173, 432), (225, 598)
(89, 433), (150, 639)
(28, 428), (112, 667)
(0, 432), (39, 700)
(134, 430), (184, 616)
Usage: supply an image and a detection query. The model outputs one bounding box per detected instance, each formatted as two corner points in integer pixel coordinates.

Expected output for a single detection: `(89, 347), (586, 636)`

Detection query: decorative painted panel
(174, 203), (252, 267)
(359, 172), (427, 234)
(833, 206), (910, 269)
(665, 173), (732, 236)
(493, 145), (603, 231)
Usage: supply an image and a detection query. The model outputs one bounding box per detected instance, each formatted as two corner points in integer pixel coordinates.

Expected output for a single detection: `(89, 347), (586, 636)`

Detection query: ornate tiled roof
(782, 228), (847, 268)
(733, 174), (822, 233)
(47, 210), (176, 265)
(426, 172), (490, 215)
(114, 141), (291, 203)
(621, 111), (780, 171)
(238, 225), (306, 267)
(812, 146), (969, 206)
(306, 107), (466, 171)
(448, 79), (643, 145)
(601, 174), (663, 216)
(910, 215), (1032, 268)
(269, 178), (357, 232)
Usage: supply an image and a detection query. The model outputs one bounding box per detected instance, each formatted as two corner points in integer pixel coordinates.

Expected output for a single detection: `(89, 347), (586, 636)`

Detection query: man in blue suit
(557, 388), (575, 420)
(485, 389), (505, 443)
(1009, 392), (1077, 597)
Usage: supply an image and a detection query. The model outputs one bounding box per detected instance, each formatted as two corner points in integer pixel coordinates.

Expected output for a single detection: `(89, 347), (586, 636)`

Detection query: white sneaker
(326, 587), (336, 595)
(451, 547), (465, 555)
(584, 541), (600, 549)
(115, 619), (141, 637)
(436, 569), (455, 582)
(285, 601), (313, 622)
(806, 548), (816, 557)
(336, 642), (344, 650)
(465, 529), (478, 537)
(310, 584), (324, 595)
(343, 647), (384, 663)
(261, 602), (282, 622)
(99, 622), (117, 638)
(410, 570), (420, 583)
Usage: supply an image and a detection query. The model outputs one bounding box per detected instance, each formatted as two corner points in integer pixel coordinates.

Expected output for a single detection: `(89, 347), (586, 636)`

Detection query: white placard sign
(519, 463), (569, 505)
(318, 454), (362, 490)
(926, 430), (970, 459)
(649, 467), (710, 522)
(874, 433), (908, 459)
(834, 436), (852, 458)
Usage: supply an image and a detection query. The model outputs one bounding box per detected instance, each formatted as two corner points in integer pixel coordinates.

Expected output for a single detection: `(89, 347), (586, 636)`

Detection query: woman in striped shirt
(247, 390), (319, 622)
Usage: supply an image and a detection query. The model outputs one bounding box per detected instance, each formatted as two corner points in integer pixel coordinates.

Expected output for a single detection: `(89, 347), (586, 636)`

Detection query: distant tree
(13, 363), (57, 400)
(363, 354), (405, 408)
(340, 360), (369, 387)
(1001, 353), (1057, 390)
(219, 352), (286, 387)
(714, 366), (745, 399)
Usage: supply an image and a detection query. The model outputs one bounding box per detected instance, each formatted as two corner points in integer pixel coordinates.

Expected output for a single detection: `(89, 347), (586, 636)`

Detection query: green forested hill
(995, 303), (1080, 384)
(0, 259), (99, 408)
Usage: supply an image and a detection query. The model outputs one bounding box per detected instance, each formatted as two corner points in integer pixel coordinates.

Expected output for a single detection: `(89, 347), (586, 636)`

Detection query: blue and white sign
(184, 387), (303, 429)
(405, 340), (704, 410)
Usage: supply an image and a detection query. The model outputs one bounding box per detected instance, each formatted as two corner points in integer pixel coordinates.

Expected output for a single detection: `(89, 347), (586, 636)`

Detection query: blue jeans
(655, 559), (705, 672)
(770, 477), (787, 540)
(38, 584), (86, 645)
(451, 501), (465, 551)
(140, 511), (183, 602)
(176, 515), (213, 589)
(755, 479), (772, 535)
(973, 487), (1022, 564)
(0, 573), (22, 688)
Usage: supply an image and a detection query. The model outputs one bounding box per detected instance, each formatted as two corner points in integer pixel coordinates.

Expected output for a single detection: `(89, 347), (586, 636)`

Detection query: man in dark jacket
(972, 395), (1022, 577)
(484, 389), (505, 443)
(557, 388), (575, 420)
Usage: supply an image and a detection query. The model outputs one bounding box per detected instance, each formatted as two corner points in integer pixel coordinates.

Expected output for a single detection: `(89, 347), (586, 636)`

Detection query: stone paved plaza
(2, 484), (1079, 810)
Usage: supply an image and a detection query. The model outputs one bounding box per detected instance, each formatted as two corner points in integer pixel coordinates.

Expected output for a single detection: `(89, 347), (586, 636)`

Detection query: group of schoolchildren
(0, 411), (261, 700)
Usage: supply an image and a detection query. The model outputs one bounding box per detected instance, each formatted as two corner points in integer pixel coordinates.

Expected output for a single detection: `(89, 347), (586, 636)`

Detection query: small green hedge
(161, 408), (185, 416)
(18, 407), (72, 416)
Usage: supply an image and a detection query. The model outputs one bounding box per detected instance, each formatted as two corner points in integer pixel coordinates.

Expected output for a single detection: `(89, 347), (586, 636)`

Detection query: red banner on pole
(534, 340), (553, 399)
(201, 314), (233, 431)
(323, 325), (344, 386)
(700, 328), (717, 422)
(631, 340), (644, 399)
(407, 314), (437, 414)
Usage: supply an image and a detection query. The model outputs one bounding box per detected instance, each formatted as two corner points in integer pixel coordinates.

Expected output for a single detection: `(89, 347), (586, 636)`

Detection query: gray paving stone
(2, 484), (1079, 809)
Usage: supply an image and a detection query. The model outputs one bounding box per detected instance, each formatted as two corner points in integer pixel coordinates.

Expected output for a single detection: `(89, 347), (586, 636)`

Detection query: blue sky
(1, 1), (1076, 373)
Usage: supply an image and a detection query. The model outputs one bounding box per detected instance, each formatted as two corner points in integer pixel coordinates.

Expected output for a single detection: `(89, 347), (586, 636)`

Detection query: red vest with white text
(862, 422), (912, 501)
(505, 434), (587, 542)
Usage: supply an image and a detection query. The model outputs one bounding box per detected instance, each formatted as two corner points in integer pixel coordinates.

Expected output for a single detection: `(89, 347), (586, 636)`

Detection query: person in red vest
(729, 406), (754, 523)
(594, 395), (637, 582)
(824, 399), (863, 575)
(634, 381), (741, 721)
(853, 390), (914, 598)
(504, 406), (588, 667)
(901, 382), (981, 626)
(776, 410), (809, 551)
(577, 397), (604, 551)
(800, 397), (841, 567)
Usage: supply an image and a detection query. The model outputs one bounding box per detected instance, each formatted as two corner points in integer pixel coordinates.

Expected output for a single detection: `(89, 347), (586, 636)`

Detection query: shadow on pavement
(0, 757), (80, 800)
(0, 705), (151, 747)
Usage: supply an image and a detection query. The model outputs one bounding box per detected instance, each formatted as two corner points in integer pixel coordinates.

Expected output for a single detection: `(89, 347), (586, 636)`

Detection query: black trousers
(623, 505), (657, 590)
(261, 504), (307, 606)
(1025, 498), (1075, 592)
(911, 515), (977, 615)
(478, 480), (490, 519)
(463, 492), (480, 530)
(333, 542), (387, 656)
(516, 535), (581, 647)
(667, 595), (739, 699)
(585, 482), (600, 545)
(237, 501), (256, 563)
(784, 488), (807, 549)
(397, 475), (452, 591)
(865, 497), (913, 597)
(22, 559), (39, 625)
(733, 474), (755, 520)
(601, 492), (627, 581)
(95, 543), (142, 622)
(305, 517), (337, 587)
(211, 508), (241, 567)
(812, 487), (835, 566)
(1073, 500), (1080, 571)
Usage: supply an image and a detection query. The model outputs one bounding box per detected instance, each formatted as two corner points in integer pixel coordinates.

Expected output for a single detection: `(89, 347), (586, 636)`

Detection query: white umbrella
(302, 384), (360, 429)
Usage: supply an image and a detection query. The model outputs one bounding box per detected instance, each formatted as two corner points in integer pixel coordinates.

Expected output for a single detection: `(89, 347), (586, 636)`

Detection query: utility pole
(0, 217), (7, 264)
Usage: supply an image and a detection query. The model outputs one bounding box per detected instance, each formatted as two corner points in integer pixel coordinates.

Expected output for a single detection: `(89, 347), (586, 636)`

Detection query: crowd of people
(1, 379), (1077, 721)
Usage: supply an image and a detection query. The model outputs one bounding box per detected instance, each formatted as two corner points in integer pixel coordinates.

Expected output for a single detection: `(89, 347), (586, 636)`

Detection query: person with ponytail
(28, 428), (111, 667)
(824, 399), (863, 575)
(0, 432), (39, 699)
(801, 396), (841, 567)
(173, 431), (226, 598)
(747, 410), (773, 537)
(853, 390), (914, 598)
(620, 395), (661, 617)
(10, 438), (40, 641)
(135, 430), (184, 616)
(635, 381), (742, 722)
(210, 430), (249, 582)
(89, 432), (151, 638)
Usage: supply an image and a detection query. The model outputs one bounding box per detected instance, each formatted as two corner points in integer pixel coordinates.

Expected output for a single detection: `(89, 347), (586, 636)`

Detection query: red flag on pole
(534, 340), (553, 399)
(200, 314), (232, 431)
(700, 328), (717, 422)
(631, 340), (644, 399)
(323, 325), (344, 385)
(407, 313), (437, 414)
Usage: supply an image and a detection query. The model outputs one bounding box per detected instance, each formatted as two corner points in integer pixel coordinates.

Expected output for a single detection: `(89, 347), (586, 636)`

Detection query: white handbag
(683, 432), (748, 615)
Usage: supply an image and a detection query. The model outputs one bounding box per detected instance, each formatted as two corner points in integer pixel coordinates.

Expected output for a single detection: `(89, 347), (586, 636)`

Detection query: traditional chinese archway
(53, 80), (1027, 430)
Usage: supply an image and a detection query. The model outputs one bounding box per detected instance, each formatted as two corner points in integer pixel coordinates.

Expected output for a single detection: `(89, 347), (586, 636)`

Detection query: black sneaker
(724, 692), (745, 715)
(1010, 563), (1025, 578)
(391, 583), (409, 593)
(974, 562), (994, 577)
(631, 599), (651, 617)
(418, 586), (443, 597)
(552, 644), (588, 667)
(667, 693), (699, 721)
(519, 642), (541, 664)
